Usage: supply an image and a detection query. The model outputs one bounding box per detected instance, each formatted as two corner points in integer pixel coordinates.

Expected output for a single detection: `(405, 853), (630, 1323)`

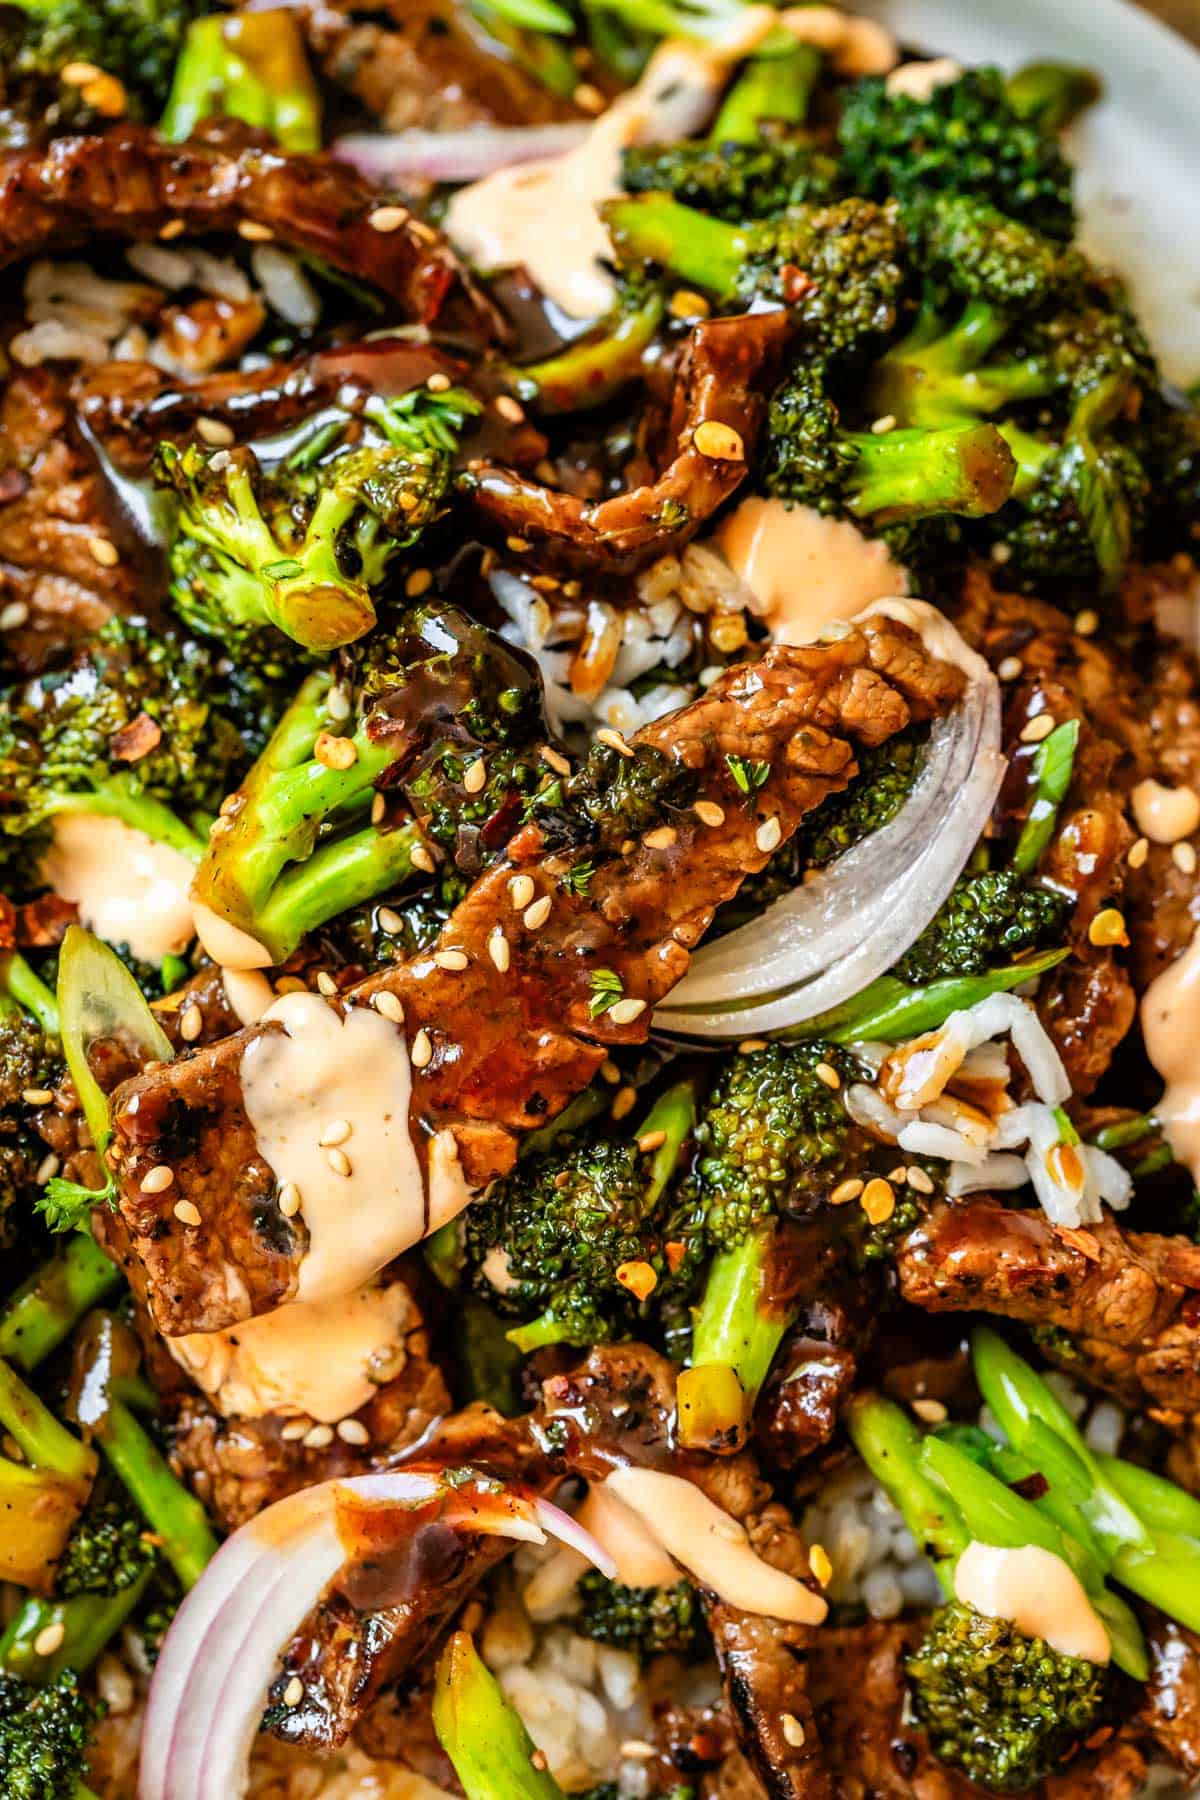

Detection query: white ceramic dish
(856, 0), (1200, 383)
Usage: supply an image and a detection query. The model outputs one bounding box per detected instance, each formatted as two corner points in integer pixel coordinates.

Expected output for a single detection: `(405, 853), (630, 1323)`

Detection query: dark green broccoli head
(920, 194), (1083, 312)
(1001, 429), (1149, 593)
(0, 1666), (101, 1799)
(906, 1601), (1110, 1792)
(0, 0), (194, 136)
(738, 198), (909, 357)
(55, 1492), (155, 1598)
(620, 139), (841, 221)
(533, 740), (699, 860)
(761, 366), (858, 511)
(893, 871), (1071, 985)
(799, 727), (927, 869)
(574, 1571), (708, 1660)
(0, 1002), (61, 1224)
(837, 68), (1076, 240)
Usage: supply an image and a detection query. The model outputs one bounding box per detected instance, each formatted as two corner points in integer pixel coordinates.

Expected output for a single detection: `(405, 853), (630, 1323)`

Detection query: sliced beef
(106, 617), (965, 1338)
(895, 1199), (1200, 1421)
(467, 312), (792, 575)
(754, 1230), (876, 1472)
(1136, 1613), (1200, 1778)
(0, 125), (498, 339)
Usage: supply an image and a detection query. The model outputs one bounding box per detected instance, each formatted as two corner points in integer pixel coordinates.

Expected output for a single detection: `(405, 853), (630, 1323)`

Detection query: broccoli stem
(161, 9), (322, 151)
(254, 819), (421, 960)
(711, 40), (821, 143)
(791, 946), (1068, 1044)
(0, 1569), (153, 1686)
(0, 1238), (121, 1375)
(0, 1358), (97, 1590)
(507, 292), (665, 414)
(604, 193), (747, 298)
(2, 952), (60, 1038)
(1005, 61), (1103, 132)
(845, 1393), (967, 1594)
(1011, 719), (1079, 874)
(843, 421), (1016, 522)
(41, 779), (209, 863)
(433, 1630), (566, 1799)
(677, 1220), (790, 1452)
(90, 1394), (218, 1592)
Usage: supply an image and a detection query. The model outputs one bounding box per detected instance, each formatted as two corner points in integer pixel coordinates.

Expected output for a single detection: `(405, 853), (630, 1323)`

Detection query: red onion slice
(655, 600), (1006, 1038)
(139, 1469), (612, 1800)
(332, 124), (592, 186)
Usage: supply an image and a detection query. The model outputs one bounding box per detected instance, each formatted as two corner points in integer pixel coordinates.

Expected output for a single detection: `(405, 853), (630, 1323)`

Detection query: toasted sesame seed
(324, 681), (352, 721)
(814, 1061), (841, 1090)
(694, 800), (725, 827)
(304, 1424), (334, 1449)
(870, 413), (897, 435)
(643, 826), (677, 850)
(411, 843), (436, 874)
(912, 1398), (948, 1423)
(140, 1164), (174, 1194)
(541, 744), (571, 777)
(488, 929), (511, 974)
(991, 540), (1013, 564)
(738, 1040), (767, 1055)
(35, 1153), (59, 1185)
(997, 655), (1023, 681)
(87, 533), (119, 568)
(426, 370), (452, 392)
(755, 816), (782, 854)
(463, 757), (487, 794)
(1173, 840), (1197, 875)
(509, 873), (536, 910)
(378, 907), (403, 935)
(326, 1147), (352, 1176)
(638, 1128), (667, 1153)
(1128, 836), (1150, 869)
(669, 288), (710, 320)
(1088, 907), (1129, 948)
(809, 1544), (833, 1586)
(573, 80), (606, 111)
(180, 1003), (202, 1042)
(506, 535), (531, 553)
(373, 991), (405, 1024)
(284, 1677), (305, 1708)
(280, 1420), (309, 1441)
(780, 1714), (806, 1749)
(371, 792), (386, 825)
(608, 996), (647, 1026)
(406, 568), (433, 599)
(278, 1182), (302, 1218)
(314, 731), (357, 770)
(238, 219), (274, 242)
(831, 1177), (865, 1206)
(174, 1199), (202, 1227)
(524, 895), (553, 931)
(411, 1028), (433, 1069)
(861, 1177), (895, 1225)
(196, 416), (234, 447)
(0, 601), (30, 630)
(692, 420), (745, 461)
(596, 726), (634, 758)
(887, 1164), (908, 1184)
(34, 1622), (66, 1658)
(159, 218), (186, 240)
(616, 1259), (658, 1299)
(1075, 608), (1100, 637)
(275, 976), (308, 996)
(434, 948), (469, 971)
(709, 613), (747, 654)
(906, 1166), (935, 1195)
(600, 1059), (621, 1085)
(531, 1750), (549, 1773)
(619, 1739), (657, 1761)
(1020, 713), (1055, 744)
(22, 1087), (53, 1106)
(612, 1084), (637, 1121)
(337, 1417), (371, 1445)
(319, 1119), (352, 1147)
(494, 394), (526, 424)
(369, 204), (410, 233)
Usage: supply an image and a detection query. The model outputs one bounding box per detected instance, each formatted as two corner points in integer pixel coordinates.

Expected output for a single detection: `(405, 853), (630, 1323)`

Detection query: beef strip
(105, 617), (965, 1338)
(0, 124), (499, 340)
(1136, 1613), (1200, 1778)
(466, 312), (793, 575)
(895, 1198), (1200, 1422)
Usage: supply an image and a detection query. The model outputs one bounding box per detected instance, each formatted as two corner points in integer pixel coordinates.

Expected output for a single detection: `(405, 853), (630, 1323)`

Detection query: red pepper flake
(109, 711), (163, 763)
(664, 1240), (687, 1274)
(780, 264), (817, 303)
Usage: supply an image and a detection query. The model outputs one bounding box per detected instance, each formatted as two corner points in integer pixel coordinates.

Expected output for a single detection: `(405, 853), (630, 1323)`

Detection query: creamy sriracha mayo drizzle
(220, 967), (276, 1027)
(40, 813), (196, 964)
(191, 899), (273, 971)
(954, 1542), (1110, 1664)
(714, 497), (909, 644)
(1141, 928), (1200, 1185)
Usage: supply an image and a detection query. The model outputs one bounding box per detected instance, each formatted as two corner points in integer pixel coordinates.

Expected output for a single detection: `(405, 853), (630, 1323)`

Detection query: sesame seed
(411, 1028), (433, 1069)
(738, 1040), (767, 1055)
(159, 218), (186, 240)
(814, 1062), (841, 1089)
(637, 1128), (667, 1153)
(991, 540), (1013, 564)
(1075, 608), (1100, 637)
(608, 997), (647, 1026)
(488, 929), (511, 974)
(238, 219), (274, 242)
(140, 1164), (174, 1194)
(61, 60), (101, 83)
(709, 614), (746, 655)
(325, 682), (352, 721)
(669, 288), (710, 320)
(406, 568), (433, 599)
(412, 843), (436, 874)
(1020, 713), (1055, 744)
(87, 534), (119, 568)
(371, 792), (386, 824)
(426, 370), (452, 392)
(643, 826), (677, 850)
(174, 1199), (202, 1227)
(304, 1424), (334, 1449)
(861, 1177), (895, 1225)
(524, 895), (552, 931)
(780, 1714), (806, 1749)
(0, 601), (30, 630)
(616, 1259), (658, 1300)
(694, 800), (725, 827)
(373, 991), (404, 1023)
(326, 1147), (352, 1176)
(870, 413), (897, 435)
(1088, 907), (1129, 948)
(912, 1398), (948, 1423)
(196, 416), (234, 447)
(22, 1087), (53, 1106)
(280, 1421), (309, 1441)
(180, 1003), (202, 1042)
(809, 1543), (833, 1586)
(494, 394), (526, 424)
(1128, 836), (1150, 869)
(1173, 841), (1197, 875)
(463, 758), (487, 794)
(831, 1177), (865, 1206)
(755, 816), (782, 854)
(319, 1119), (352, 1147)
(619, 1740), (657, 1761)
(337, 1418), (370, 1445)
(314, 731), (357, 770)
(509, 873), (536, 910)
(541, 744), (571, 777)
(284, 1677), (305, 1708)
(997, 655), (1023, 681)
(434, 949), (469, 971)
(612, 1084), (637, 1121)
(275, 976), (307, 995)
(692, 420), (745, 462)
(278, 1182), (302, 1218)
(531, 1750), (549, 1773)
(600, 1059), (621, 1085)
(378, 907), (403, 935)
(573, 80), (607, 112)
(368, 204), (410, 233)
(596, 726), (634, 758)
(34, 1622), (66, 1658)
(906, 1166), (935, 1195)
(887, 1164), (908, 1184)
(35, 1153), (59, 1185)
(506, 536), (531, 553)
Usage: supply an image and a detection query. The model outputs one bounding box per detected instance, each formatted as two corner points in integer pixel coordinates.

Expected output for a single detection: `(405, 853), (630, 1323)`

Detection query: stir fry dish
(2, 2), (1200, 1796)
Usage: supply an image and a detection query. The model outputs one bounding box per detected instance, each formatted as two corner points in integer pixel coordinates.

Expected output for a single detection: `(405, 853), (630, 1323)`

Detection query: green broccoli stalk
(156, 385), (481, 655)
(505, 290), (665, 415)
(160, 8), (321, 150)
(574, 1569), (707, 1659)
(1003, 61), (1103, 134)
(0, 1236), (120, 1375)
(585, 0), (792, 50)
(0, 1668), (100, 1800)
(0, 1355), (97, 1592)
(433, 1630), (565, 1800)
(190, 604), (547, 968)
(620, 137), (841, 220)
(465, 1081), (696, 1354)
(892, 870), (1071, 986)
(711, 38), (821, 145)
(676, 1218), (788, 1452)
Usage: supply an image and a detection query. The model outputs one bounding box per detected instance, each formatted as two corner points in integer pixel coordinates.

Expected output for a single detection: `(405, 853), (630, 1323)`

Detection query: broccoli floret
(800, 727), (927, 870)
(0, 0), (193, 137)
(0, 615), (258, 880)
(531, 739), (699, 860)
(0, 1668), (100, 1800)
(0, 1352), (96, 1593)
(1001, 401), (1149, 594)
(190, 602), (547, 967)
(837, 67), (1077, 240)
(906, 1602), (1110, 1792)
(0, 953), (62, 1227)
(603, 194), (908, 357)
(620, 139), (840, 221)
(156, 385), (481, 656)
(55, 1492), (154, 1599)
(574, 1571), (708, 1660)
(160, 8), (320, 150)
(893, 872), (1071, 986)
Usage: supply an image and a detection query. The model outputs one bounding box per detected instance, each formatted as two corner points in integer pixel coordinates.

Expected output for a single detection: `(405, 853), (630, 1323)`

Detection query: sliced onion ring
(138, 1468), (613, 1800)
(655, 599), (1006, 1039)
(332, 124), (592, 186)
